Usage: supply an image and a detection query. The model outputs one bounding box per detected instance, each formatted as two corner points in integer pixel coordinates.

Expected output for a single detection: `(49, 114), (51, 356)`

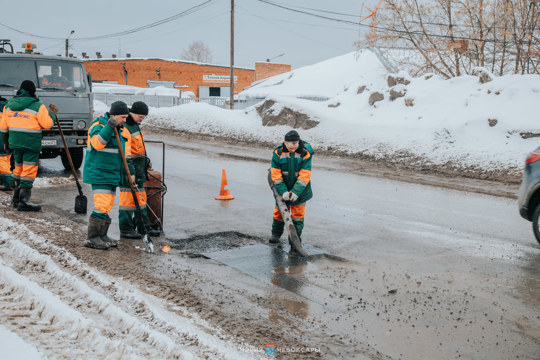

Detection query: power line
(0, 0), (216, 42)
(258, 0), (359, 18)
(255, 0), (539, 46)
(71, 10), (229, 56)
(236, 6), (360, 32)
(74, 0), (216, 40)
(236, 6), (349, 52)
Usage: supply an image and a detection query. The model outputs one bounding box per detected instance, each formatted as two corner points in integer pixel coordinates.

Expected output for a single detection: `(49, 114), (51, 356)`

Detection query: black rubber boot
(120, 230), (142, 239)
(147, 228), (161, 237)
(17, 188), (41, 212)
(11, 185), (20, 208)
(101, 218), (118, 247)
(270, 219), (284, 243)
(136, 213), (161, 237)
(84, 217), (110, 250)
(139, 223), (161, 237)
(269, 233), (282, 244)
(0, 175), (11, 191)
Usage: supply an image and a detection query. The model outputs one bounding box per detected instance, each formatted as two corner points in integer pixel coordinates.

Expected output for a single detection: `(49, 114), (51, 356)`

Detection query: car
(517, 145), (540, 244)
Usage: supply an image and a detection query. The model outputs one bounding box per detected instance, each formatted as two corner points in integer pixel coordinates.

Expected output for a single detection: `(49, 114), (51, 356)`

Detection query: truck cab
(0, 40), (92, 170)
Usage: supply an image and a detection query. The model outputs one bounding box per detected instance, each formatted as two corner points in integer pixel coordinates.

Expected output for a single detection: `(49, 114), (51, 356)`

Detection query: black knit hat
(130, 101), (149, 115)
(19, 80), (36, 97)
(109, 101), (129, 115)
(284, 130), (300, 142)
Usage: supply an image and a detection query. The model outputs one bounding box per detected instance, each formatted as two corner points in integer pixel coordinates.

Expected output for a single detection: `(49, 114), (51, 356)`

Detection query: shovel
(114, 127), (154, 253)
(56, 115), (87, 213)
(267, 169), (308, 257)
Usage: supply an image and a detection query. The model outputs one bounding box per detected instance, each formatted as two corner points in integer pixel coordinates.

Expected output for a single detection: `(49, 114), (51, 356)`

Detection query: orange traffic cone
(215, 169), (235, 200)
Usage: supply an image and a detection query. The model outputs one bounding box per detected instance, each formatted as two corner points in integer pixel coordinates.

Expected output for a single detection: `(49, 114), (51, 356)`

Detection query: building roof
(84, 57), (254, 71)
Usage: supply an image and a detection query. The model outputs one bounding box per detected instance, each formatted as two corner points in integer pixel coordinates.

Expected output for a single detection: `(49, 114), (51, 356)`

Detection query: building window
(209, 87), (221, 97)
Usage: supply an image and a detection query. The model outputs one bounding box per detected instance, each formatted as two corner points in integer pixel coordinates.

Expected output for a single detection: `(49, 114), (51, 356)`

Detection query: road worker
(0, 80), (57, 210)
(119, 101), (161, 238)
(0, 96), (12, 191)
(83, 101), (134, 250)
(268, 130), (314, 254)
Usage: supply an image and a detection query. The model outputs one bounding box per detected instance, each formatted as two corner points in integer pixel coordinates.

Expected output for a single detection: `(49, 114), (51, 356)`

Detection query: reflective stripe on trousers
(92, 185), (117, 215)
(273, 204), (305, 222)
(118, 187), (147, 211)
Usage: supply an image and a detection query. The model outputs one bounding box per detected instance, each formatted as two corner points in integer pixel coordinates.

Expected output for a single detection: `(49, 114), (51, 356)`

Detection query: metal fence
(93, 93), (180, 108)
(93, 94), (328, 110)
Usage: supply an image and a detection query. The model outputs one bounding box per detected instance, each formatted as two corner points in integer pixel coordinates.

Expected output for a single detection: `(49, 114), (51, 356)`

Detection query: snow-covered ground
(0, 216), (262, 360)
(95, 49), (540, 173)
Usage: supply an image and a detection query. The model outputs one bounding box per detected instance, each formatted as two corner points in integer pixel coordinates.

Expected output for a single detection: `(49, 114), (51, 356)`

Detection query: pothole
(165, 231), (263, 255)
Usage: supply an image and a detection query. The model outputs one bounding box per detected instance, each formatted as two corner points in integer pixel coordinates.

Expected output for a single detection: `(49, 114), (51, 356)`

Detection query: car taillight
(525, 152), (540, 165)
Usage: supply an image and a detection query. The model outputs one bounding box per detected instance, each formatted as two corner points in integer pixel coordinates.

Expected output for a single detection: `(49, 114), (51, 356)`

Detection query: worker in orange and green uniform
(119, 101), (161, 238)
(0, 80), (57, 211)
(269, 130), (314, 253)
(83, 101), (134, 250)
(0, 96), (12, 191)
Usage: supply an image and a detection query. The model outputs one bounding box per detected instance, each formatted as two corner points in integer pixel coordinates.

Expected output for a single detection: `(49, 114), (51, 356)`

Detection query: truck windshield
(0, 59), (87, 92)
(0, 60), (38, 88)
(37, 61), (86, 91)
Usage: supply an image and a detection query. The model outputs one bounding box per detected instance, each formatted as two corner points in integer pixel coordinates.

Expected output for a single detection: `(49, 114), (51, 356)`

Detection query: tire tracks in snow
(0, 217), (260, 359)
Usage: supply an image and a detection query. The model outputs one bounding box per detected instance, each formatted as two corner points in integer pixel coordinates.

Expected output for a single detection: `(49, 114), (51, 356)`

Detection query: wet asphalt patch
(165, 231), (343, 302)
(165, 231), (262, 256)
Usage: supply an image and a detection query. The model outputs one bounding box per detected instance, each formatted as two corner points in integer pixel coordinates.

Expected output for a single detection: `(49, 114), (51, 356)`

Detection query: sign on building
(203, 74), (237, 83)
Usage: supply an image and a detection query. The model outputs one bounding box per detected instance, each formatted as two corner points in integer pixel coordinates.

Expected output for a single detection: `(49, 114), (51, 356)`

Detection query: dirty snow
(33, 176), (76, 188)
(0, 217), (262, 360)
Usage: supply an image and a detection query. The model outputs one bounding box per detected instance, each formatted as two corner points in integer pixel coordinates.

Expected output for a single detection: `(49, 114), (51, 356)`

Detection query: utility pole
(65, 30), (75, 57)
(229, 0), (234, 109)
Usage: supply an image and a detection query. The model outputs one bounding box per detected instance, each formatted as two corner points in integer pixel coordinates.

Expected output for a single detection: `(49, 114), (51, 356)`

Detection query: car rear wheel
(531, 203), (540, 244)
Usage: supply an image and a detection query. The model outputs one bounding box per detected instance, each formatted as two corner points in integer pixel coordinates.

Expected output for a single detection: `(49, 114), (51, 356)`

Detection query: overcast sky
(0, 0), (379, 69)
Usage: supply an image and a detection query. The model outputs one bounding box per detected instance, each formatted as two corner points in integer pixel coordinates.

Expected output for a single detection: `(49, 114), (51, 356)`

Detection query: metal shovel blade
(74, 195), (87, 214)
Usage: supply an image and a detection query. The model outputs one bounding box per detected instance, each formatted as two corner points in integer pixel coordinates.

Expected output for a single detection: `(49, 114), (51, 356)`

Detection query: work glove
(107, 117), (118, 129)
(3, 144), (11, 155)
(48, 104), (58, 114)
(130, 174), (136, 184)
(289, 192), (299, 202)
(282, 191), (293, 201)
(147, 161), (153, 171)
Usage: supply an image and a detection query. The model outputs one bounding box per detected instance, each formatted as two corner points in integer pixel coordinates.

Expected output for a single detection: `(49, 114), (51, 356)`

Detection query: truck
(0, 39), (92, 170)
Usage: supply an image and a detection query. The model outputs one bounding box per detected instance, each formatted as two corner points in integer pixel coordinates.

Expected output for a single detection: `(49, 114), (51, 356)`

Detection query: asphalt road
(35, 132), (540, 359)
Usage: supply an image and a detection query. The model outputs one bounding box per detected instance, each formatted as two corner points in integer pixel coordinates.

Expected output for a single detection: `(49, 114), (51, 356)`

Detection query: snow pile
(33, 176), (76, 188)
(241, 51), (389, 99)
(94, 49), (540, 173)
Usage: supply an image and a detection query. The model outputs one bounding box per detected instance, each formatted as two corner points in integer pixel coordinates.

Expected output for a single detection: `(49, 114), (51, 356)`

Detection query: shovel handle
(267, 169), (308, 257)
(113, 126), (154, 251)
(56, 116), (84, 196)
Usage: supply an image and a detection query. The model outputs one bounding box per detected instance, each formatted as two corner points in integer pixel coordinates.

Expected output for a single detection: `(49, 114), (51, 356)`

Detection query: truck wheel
(531, 203), (540, 245)
(61, 147), (84, 170)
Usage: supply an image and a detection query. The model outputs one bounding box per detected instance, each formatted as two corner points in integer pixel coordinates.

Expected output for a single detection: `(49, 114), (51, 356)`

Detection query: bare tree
(355, 0), (540, 77)
(181, 41), (213, 63)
